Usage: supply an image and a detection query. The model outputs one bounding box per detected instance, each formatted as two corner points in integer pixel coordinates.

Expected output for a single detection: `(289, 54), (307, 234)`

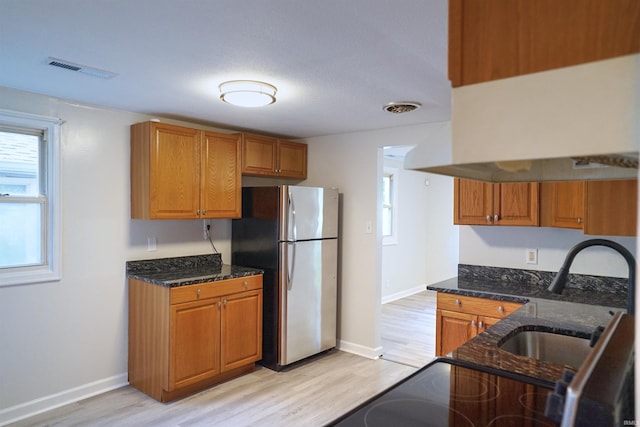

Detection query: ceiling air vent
(47, 57), (117, 79)
(383, 102), (421, 114)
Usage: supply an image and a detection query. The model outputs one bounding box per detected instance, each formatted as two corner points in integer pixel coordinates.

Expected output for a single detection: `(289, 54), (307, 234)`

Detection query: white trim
(381, 284), (427, 304)
(382, 166), (398, 246)
(337, 340), (383, 360)
(0, 373), (128, 426)
(0, 109), (62, 286)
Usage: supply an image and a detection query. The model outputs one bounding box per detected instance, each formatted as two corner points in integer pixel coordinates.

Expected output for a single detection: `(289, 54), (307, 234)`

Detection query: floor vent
(47, 57), (117, 79)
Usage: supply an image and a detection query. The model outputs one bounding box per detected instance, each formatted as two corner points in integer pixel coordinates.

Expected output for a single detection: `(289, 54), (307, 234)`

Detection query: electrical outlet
(147, 237), (157, 251)
(203, 220), (210, 240)
(365, 221), (373, 234)
(526, 248), (538, 265)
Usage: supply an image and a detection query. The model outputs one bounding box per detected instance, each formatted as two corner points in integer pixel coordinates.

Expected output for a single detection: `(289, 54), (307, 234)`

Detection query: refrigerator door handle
(287, 242), (296, 290)
(288, 188), (297, 241)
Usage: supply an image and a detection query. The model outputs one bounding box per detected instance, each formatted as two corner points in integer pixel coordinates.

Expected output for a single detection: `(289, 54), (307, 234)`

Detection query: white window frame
(0, 109), (62, 286)
(382, 166), (398, 246)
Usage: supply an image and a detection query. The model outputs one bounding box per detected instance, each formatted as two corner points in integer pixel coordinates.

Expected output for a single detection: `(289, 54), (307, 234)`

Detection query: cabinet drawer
(437, 293), (522, 319)
(171, 275), (263, 305)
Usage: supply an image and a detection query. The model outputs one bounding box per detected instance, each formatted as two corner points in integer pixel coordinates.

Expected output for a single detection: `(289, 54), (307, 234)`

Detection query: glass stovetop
(329, 359), (559, 427)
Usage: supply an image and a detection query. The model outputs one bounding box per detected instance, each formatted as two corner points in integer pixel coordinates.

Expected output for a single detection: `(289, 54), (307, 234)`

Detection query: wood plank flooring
(380, 290), (437, 367)
(9, 291), (435, 427)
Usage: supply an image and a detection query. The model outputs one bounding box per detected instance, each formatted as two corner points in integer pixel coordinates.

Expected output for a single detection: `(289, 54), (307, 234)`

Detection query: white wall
(459, 226), (636, 279)
(0, 86), (234, 423)
(381, 157), (458, 302)
(303, 123), (457, 358)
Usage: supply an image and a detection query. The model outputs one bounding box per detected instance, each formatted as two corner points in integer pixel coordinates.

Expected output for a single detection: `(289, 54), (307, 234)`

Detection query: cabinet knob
(223, 299), (227, 306)
(498, 305), (504, 313)
(577, 217), (583, 224)
(196, 209), (201, 216)
(197, 288), (201, 296)
(202, 209), (207, 215)
(471, 320), (477, 327)
(494, 214), (499, 222)
(486, 215), (491, 222)
(455, 299), (461, 306)
(479, 321), (484, 328)
(217, 301), (221, 308)
(243, 281), (248, 288)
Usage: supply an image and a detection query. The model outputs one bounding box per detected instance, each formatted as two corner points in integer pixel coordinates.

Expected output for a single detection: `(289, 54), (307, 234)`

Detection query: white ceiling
(0, 0), (450, 139)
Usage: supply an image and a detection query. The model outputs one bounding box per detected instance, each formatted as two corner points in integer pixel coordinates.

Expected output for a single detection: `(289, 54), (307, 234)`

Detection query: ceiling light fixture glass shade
(219, 80), (277, 107)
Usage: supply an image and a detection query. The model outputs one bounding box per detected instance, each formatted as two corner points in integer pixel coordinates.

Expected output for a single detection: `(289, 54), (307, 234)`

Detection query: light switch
(147, 237), (157, 251)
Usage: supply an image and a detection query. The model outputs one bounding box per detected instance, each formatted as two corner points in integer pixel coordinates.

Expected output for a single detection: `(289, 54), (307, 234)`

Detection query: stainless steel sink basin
(499, 330), (591, 369)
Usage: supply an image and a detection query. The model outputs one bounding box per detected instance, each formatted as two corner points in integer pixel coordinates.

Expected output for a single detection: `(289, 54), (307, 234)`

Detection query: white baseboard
(381, 284), (427, 304)
(337, 340), (383, 360)
(0, 373), (128, 426)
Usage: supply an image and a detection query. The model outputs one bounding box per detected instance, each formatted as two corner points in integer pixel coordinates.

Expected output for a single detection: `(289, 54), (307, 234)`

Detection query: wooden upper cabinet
(130, 122), (241, 219)
(585, 180), (637, 236)
(201, 132), (241, 218)
(449, 0), (640, 87)
(541, 182), (586, 229)
(454, 178), (539, 226)
(241, 133), (307, 179)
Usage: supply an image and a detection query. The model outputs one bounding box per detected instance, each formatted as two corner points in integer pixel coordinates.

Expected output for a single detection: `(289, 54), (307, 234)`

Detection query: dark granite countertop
(426, 265), (628, 383)
(126, 254), (263, 288)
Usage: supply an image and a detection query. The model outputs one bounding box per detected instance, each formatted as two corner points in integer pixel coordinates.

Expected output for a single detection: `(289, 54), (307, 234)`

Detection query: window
(0, 109), (61, 286)
(382, 167), (398, 245)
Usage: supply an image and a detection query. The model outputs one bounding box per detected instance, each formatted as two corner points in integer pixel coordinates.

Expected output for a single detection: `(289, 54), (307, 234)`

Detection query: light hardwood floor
(380, 290), (437, 367)
(9, 291), (434, 427)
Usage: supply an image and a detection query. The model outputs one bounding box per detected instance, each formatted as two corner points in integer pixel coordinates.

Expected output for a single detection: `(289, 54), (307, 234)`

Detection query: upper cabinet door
(585, 180), (638, 236)
(449, 0), (640, 87)
(454, 178), (493, 225)
(277, 140), (307, 179)
(241, 134), (278, 176)
(540, 182), (586, 229)
(494, 182), (539, 226)
(201, 132), (241, 219)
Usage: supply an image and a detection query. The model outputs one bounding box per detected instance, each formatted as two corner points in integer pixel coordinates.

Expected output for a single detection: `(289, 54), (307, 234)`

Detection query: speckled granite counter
(126, 254), (263, 287)
(427, 265), (628, 384)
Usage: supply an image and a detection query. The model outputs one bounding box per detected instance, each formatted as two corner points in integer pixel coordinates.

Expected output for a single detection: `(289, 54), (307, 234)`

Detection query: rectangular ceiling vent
(47, 57), (117, 79)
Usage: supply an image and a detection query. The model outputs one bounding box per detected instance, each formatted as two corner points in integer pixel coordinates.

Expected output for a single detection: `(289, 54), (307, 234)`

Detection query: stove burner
(519, 391), (552, 416)
(363, 399), (474, 427)
(486, 414), (557, 427)
(420, 371), (497, 402)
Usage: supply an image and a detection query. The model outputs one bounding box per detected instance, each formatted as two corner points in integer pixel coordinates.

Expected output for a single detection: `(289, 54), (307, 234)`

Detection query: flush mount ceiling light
(383, 102), (421, 114)
(219, 80), (277, 107)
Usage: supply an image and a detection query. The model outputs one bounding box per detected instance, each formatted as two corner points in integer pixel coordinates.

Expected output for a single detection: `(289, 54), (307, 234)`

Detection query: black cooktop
(329, 359), (559, 427)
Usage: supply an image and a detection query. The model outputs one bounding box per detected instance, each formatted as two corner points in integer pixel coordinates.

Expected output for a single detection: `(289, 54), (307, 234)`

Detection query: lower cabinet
(435, 293), (522, 356)
(129, 274), (263, 402)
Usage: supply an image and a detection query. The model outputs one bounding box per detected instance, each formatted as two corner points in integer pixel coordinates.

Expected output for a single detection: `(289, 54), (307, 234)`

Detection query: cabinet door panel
(201, 132), (241, 218)
(436, 309), (477, 356)
(495, 182), (539, 226)
(454, 178), (493, 225)
(277, 140), (307, 179)
(585, 179), (637, 236)
(170, 299), (220, 390)
(548, 181), (585, 229)
(242, 134), (277, 176)
(221, 290), (263, 372)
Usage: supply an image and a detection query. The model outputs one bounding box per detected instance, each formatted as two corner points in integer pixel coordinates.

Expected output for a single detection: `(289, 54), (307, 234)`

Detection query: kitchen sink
(499, 330), (592, 369)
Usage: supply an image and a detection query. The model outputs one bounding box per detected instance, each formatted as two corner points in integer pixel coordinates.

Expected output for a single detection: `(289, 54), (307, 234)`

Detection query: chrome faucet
(548, 238), (635, 316)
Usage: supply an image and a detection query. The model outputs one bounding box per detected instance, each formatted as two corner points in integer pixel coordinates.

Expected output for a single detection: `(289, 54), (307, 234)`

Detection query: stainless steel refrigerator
(232, 185), (339, 371)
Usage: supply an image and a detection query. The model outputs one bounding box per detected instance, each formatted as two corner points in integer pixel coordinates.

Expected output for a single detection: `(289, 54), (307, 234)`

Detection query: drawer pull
(471, 320), (477, 327)
(244, 281), (248, 289)
(479, 321), (484, 328)
(455, 299), (461, 306)
(498, 305), (504, 313)
(197, 289), (201, 296)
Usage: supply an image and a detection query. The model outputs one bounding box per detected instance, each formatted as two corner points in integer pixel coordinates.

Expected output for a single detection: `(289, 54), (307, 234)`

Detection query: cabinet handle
(217, 301), (221, 308)
(494, 214), (499, 222)
(479, 321), (484, 328)
(471, 320), (477, 327)
(486, 215), (491, 223)
(197, 209), (201, 216)
(455, 299), (461, 306)
(243, 281), (249, 289)
(202, 209), (207, 215)
(197, 288), (201, 296)
(223, 299), (227, 306)
(577, 217), (583, 224)
(498, 305), (504, 313)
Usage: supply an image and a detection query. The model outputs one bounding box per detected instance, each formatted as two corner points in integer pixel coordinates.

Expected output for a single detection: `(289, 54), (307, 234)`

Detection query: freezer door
(279, 186), (339, 241)
(279, 239), (338, 366)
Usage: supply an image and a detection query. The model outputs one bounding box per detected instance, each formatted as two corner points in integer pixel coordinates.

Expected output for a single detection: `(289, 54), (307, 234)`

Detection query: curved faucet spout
(548, 239), (635, 316)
